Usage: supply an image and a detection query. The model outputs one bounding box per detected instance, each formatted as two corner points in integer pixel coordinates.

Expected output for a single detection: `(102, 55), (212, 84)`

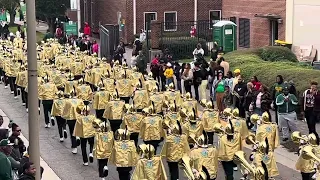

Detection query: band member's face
(311, 85), (318, 92)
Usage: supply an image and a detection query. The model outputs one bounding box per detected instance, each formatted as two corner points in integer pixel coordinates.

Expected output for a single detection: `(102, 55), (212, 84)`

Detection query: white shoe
(89, 153), (93, 163)
(14, 96), (17, 99)
(59, 138), (64, 142)
(101, 178), (106, 180)
(38, 107), (40, 111)
(83, 162), (89, 166)
(233, 167), (238, 171)
(4, 86), (7, 89)
(26, 108), (28, 112)
(22, 103), (26, 106)
(72, 148), (77, 154)
(11, 91), (14, 94)
(47, 124), (51, 128)
(45, 124), (49, 128)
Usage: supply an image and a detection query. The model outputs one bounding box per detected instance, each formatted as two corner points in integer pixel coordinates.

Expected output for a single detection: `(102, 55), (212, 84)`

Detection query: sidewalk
(0, 109), (60, 180)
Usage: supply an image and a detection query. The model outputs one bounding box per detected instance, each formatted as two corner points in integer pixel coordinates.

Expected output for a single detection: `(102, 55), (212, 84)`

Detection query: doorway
(270, 20), (279, 45)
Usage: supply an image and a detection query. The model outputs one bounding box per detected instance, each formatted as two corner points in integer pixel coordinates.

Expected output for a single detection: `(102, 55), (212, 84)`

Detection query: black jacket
(174, 64), (182, 81)
(9, 135), (26, 160)
(19, 174), (35, 180)
(0, 128), (8, 140)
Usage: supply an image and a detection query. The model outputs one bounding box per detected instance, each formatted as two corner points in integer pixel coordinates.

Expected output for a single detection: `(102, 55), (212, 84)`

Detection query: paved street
(0, 50), (316, 179)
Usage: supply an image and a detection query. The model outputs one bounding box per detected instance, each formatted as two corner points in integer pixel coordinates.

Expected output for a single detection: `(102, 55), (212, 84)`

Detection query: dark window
(144, 12), (157, 31)
(164, 12), (177, 31)
(239, 18), (250, 48)
(209, 10), (221, 28)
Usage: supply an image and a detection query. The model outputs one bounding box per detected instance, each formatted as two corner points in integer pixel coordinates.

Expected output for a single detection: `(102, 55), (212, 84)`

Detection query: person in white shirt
(192, 43), (204, 61)
(139, 29), (146, 42)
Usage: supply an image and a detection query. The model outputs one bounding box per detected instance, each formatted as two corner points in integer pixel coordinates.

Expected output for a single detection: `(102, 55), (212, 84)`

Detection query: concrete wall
(286, 0), (320, 60)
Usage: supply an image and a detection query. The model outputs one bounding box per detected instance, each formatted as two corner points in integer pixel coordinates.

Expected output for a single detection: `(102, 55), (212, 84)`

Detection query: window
(144, 12), (157, 31)
(209, 10), (221, 28)
(164, 11), (177, 31)
(239, 18), (250, 48)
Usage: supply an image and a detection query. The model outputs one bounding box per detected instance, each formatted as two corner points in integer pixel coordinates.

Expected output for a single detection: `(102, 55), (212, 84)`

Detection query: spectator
(215, 60), (225, 77)
(43, 30), (53, 42)
(232, 69), (241, 93)
(213, 72), (227, 113)
(139, 29), (146, 42)
(150, 54), (160, 83)
(83, 22), (91, 36)
(271, 75), (285, 124)
(19, 162), (36, 180)
(0, 139), (13, 180)
(301, 81), (320, 145)
(192, 43), (204, 61)
(210, 42), (219, 61)
(136, 51), (147, 74)
(114, 42), (125, 64)
(19, 147), (44, 178)
(181, 63), (193, 96)
(55, 25), (62, 39)
(223, 86), (233, 109)
(219, 57), (229, 77)
(276, 85), (298, 141)
(164, 63), (174, 86)
(208, 61), (217, 100)
(225, 71), (234, 93)
(132, 35), (142, 57)
(253, 84), (272, 116)
(233, 75), (247, 118)
(9, 123), (25, 161)
(91, 40), (99, 55)
(243, 82), (257, 120)
(173, 62), (182, 93)
(0, 116), (8, 140)
(193, 62), (206, 101)
(250, 76), (262, 91)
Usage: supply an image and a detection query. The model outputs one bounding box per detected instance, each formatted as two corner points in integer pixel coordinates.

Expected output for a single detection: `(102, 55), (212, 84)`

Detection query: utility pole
(77, 0), (81, 35)
(26, 0), (40, 180)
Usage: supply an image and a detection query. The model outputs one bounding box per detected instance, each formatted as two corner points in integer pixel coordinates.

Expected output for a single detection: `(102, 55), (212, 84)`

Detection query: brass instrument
(178, 155), (195, 180)
(234, 151), (266, 180)
(291, 131), (309, 145)
(212, 123), (225, 135)
(300, 145), (320, 163)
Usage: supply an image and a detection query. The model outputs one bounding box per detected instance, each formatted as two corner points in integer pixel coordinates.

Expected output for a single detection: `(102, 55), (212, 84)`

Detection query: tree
(0, 0), (20, 25)
(35, 0), (69, 33)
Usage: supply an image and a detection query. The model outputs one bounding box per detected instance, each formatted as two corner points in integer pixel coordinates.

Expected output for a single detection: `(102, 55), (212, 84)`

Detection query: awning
(254, 13), (282, 20)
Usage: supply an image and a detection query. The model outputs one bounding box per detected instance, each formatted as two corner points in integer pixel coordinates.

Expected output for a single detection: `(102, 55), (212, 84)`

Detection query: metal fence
(157, 19), (230, 60)
(99, 24), (119, 59)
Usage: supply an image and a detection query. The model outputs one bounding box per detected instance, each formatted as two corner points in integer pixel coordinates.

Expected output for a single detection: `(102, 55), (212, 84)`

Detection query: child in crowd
(164, 62), (174, 85)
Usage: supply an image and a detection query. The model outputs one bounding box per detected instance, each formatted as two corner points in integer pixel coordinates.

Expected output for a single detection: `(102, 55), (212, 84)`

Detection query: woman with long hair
(213, 71), (226, 112)
(181, 63), (193, 96)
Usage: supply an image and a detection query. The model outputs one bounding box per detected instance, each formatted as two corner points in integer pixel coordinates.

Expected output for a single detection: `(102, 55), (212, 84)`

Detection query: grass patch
(9, 25), (45, 43)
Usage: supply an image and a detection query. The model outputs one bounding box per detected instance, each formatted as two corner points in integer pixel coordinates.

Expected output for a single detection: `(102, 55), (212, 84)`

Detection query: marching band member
(121, 104), (145, 147)
(39, 74), (58, 128)
(200, 99), (219, 145)
(15, 64), (28, 106)
(215, 120), (243, 180)
(230, 108), (249, 139)
(132, 79), (149, 112)
(181, 92), (198, 114)
(143, 72), (157, 92)
(132, 144), (167, 180)
(93, 118), (114, 180)
(75, 77), (93, 102)
(164, 83), (182, 107)
(110, 128), (138, 180)
(93, 81), (109, 121)
(7, 58), (20, 98)
(103, 90), (125, 133)
(74, 105), (96, 166)
(101, 71), (116, 93)
(62, 90), (84, 154)
(189, 131), (218, 180)
(149, 83), (165, 115)
(140, 103), (165, 154)
(51, 91), (68, 142)
(163, 102), (181, 134)
(183, 109), (204, 148)
(116, 70), (133, 103)
(64, 70), (78, 95)
(162, 121), (190, 180)
(251, 112), (280, 151)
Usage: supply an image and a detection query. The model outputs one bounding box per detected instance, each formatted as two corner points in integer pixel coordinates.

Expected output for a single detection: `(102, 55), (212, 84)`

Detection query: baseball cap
(234, 69), (241, 74)
(0, 139), (13, 146)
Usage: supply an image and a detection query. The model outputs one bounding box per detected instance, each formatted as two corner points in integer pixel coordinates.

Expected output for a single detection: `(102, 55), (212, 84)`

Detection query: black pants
(207, 132), (214, 144)
(301, 172), (314, 180)
(120, 97), (130, 104)
(221, 161), (235, 180)
(168, 161), (179, 180)
(109, 120), (122, 133)
(184, 84), (192, 97)
(143, 140), (161, 154)
(42, 100), (53, 124)
(56, 116), (66, 138)
(305, 109), (320, 145)
(67, 120), (77, 148)
(194, 84), (200, 101)
(8, 77), (17, 96)
(80, 137), (94, 163)
(2, 72), (8, 86)
(176, 80), (182, 93)
(274, 103), (279, 124)
(25, 92), (40, 109)
(160, 75), (166, 91)
(117, 167), (132, 180)
(20, 87), (26, 103)
(74, 75), (83, 80)
(95, 109), (106, 121)
(130, 133), (139, 147)
(98, 159), (108, 177)
(235, 100), (246, 118)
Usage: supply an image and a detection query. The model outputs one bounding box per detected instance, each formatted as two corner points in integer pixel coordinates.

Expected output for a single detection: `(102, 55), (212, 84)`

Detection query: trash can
(274, 40), (292, 50)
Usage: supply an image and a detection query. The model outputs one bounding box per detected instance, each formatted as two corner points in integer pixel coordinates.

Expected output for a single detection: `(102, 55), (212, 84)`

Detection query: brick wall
(223, 0), (286, 48)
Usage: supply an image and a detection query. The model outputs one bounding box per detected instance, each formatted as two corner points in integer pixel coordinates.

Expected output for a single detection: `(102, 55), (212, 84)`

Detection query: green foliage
(224, 50), (317, 95)
(159, 37), (208, 60)
(0, 0), (19, 24)
(257, 46), (298, 62)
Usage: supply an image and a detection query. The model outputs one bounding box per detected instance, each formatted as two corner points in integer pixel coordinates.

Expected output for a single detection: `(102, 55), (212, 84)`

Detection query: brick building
(222, 0), (286, 48)
(68, 0), (222, 43)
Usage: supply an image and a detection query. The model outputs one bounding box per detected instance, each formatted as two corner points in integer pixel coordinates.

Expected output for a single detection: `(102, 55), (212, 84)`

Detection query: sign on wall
(70, 0), (77, 11)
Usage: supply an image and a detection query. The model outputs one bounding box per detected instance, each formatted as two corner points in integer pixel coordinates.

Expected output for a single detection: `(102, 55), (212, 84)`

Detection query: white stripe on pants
(278, 112), (298, 138)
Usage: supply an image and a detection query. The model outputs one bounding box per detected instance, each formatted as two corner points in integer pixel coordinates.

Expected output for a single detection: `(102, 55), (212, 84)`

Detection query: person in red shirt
(251, 76), (262, 91)
(83, 22), (91, 36)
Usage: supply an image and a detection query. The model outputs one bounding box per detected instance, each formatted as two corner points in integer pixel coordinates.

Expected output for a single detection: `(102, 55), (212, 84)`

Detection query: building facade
(222, 0), (286, 48)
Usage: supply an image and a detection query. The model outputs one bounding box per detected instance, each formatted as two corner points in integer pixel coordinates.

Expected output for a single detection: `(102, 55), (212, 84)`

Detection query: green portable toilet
(213, 20), (237, 53)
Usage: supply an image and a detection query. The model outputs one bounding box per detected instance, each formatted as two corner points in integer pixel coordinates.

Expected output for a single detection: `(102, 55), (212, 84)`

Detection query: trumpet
(212, 123), (225, 135)
(291, 131), (308, 145)
(178, 155), (195, 180)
